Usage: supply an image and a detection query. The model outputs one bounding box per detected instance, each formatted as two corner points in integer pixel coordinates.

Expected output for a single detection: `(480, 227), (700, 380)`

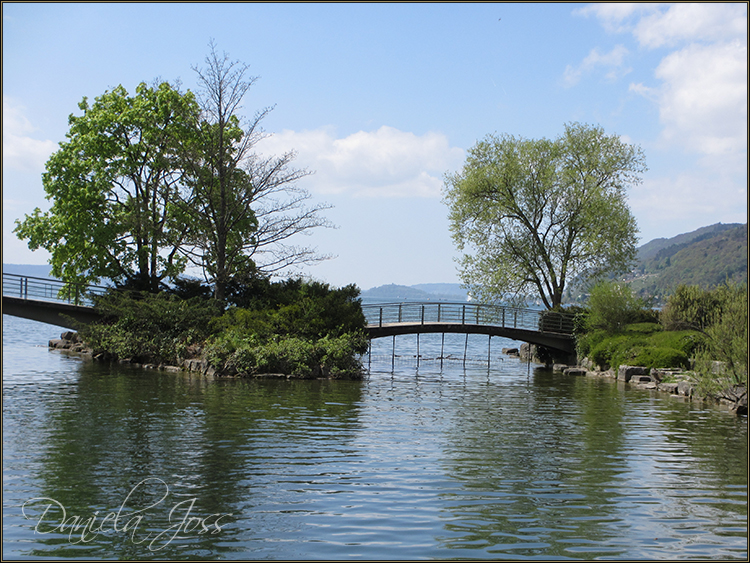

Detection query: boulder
(677, 381), (694, 397)
(60, 331), (80, 343)
(563, 367), (587, 376)
(658, 382), (679, 394)
(617, 365), (649, 382)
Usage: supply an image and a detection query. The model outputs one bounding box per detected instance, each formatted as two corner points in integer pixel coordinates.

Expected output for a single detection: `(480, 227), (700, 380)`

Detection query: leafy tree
(180, 43), (332, 300)
(14, 82), (199, 291)
(585, 280), (649, 333)
(664, 283), (748, 396)
(444, 122), (645, 309)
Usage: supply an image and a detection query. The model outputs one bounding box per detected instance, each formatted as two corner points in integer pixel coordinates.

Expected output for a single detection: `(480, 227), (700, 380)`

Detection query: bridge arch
(362, 302), (575, 354)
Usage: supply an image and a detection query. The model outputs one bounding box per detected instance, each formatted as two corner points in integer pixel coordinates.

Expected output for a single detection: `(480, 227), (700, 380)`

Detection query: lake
(2, 314), (747, 559)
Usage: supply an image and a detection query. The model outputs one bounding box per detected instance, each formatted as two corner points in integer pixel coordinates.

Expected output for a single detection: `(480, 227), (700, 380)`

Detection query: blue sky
(3, 3), (747, 290)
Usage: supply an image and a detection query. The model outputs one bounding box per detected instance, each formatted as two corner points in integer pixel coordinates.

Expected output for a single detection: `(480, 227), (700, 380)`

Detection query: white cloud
(579, 3), (747, 167)
(255, 125), (465, 198)
(631, 171), (747, 243)
(652, 40), (747, 162)
(632, 3), (747, 49)
(577, 3), (746, 46)
(563, 44), (631, 87)
(2, 97), (58, 172)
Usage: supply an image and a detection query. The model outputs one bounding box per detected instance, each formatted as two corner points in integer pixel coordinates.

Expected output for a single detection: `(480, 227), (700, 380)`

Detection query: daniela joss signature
(21, 478), (233, 551)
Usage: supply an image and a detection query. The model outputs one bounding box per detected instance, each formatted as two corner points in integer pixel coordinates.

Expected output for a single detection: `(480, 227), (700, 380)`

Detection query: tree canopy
(444, 122), (646, 309)
(14, 82), (199, 290)
(15, 44), (331, 298)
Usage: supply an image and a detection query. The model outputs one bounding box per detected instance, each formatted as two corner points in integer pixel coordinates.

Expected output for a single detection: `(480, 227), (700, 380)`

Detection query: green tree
(585, 280), (647, 333)
(180, 43), (331, 301)
(14, 82), (199, 291)
(444, 122), (645, 309)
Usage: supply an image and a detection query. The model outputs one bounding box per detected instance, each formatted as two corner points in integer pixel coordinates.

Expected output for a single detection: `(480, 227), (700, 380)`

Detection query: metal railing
(361, 301), (575, 335)
(2, 273), (109, 307)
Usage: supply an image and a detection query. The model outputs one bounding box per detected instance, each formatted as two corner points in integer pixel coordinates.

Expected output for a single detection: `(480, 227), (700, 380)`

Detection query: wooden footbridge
(2, 273), (576, 354)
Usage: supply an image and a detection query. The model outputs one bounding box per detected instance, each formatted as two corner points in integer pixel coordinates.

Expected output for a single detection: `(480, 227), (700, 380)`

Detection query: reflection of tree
(437, 368), (629, 558)
(22, 362), (363, 559)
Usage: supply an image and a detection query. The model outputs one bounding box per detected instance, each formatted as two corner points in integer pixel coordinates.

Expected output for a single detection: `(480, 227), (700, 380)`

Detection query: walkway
(362, 302), (576, 353)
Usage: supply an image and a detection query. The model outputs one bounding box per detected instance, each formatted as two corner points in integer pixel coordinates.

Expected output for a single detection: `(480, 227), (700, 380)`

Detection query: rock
(658, 382), (679, 394)
(632, 375), (654, 383)
(48, 339), (64, 349)
(563, 367), (587, 376)
(677, 381), (694, 397)
(553, 363), (568, 372)
(579, 357), (599, 371)
(617, 365), (649, 382)
(60, 331), (80, 343)
(502, 347), (519, 356)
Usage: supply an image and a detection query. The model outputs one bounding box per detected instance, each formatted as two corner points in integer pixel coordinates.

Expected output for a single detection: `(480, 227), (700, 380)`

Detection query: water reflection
(3, 321), (747, 560)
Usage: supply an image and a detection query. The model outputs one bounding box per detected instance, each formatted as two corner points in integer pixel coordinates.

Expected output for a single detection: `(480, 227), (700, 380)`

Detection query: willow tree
(14, 82), (199, 291)
(444, 122), (646, 309)
(179, 43), (331, 301)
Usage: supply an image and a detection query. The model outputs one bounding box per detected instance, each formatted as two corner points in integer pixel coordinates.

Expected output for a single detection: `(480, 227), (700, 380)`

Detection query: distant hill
(636, 222), (743, 262)
(362, 283), (468, 302)
(626, 223), (747, 299)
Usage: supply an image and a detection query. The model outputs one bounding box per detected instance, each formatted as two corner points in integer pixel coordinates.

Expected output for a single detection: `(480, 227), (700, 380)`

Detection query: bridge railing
(361, 302), (575, 334)
(2, 273), (109, 307)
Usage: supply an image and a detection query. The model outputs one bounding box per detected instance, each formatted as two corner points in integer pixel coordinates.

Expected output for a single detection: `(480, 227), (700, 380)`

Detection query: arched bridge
(362, 302), (576, 354)
(2, 274), (577, 354)
(2, 273), (107, 329)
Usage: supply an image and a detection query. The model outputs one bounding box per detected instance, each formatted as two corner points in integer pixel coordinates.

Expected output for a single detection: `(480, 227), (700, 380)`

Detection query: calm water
(3, 314), (747, 560)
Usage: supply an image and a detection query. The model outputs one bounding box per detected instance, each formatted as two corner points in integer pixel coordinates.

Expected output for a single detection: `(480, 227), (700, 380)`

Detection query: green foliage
(80, 277), (368, 379)
(203, 333), (366, 379)
(14, 82), (200, 289)
(444, 122), (644, 309)
(661, 284), (723, 331)
(616, 346), (689, 371)
(624, 322), (663, 334)
(691, 283), (748, 395)
(584, 328), (702, 371)
(81, 291), (221, 365)
(630, 224), (747, 300)
(585, 281), (648, 333)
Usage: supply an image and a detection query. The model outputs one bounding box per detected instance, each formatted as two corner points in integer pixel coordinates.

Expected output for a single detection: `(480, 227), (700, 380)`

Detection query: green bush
(624, 322), (662, 334)
(204, 333), (366, 379)
(82, 277), (369, 378)
(82, 291), (221, 364)
(585, 281), (648, 333)
(693, 283), (748, 394)
(661, 284), (720, 331)
(576, 328), (609, 358)
(613, 345), (689, 370)
(586, 330), (700, 371)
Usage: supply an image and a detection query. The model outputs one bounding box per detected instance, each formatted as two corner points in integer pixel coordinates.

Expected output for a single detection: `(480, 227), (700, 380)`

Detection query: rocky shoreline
(48, 331), (358, 380)
(51, 331), (747, 414)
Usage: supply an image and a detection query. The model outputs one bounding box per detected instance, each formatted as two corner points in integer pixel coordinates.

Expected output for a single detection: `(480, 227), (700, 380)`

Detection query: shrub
(693, 283), (748, 394)
(624, 322), (662, 334)
(204, 333), (366, 379)
(661, 284), (722, 331)
(612, 345), (689, 371)
(82, 291), (221, 364)
(585, 281), (647, 333)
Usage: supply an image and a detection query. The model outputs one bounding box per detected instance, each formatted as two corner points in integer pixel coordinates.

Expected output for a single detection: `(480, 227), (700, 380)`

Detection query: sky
(3, 3), (747, 290)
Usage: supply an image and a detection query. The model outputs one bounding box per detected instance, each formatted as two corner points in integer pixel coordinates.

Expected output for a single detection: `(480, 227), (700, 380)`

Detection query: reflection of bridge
(362, 302), (575, 353)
